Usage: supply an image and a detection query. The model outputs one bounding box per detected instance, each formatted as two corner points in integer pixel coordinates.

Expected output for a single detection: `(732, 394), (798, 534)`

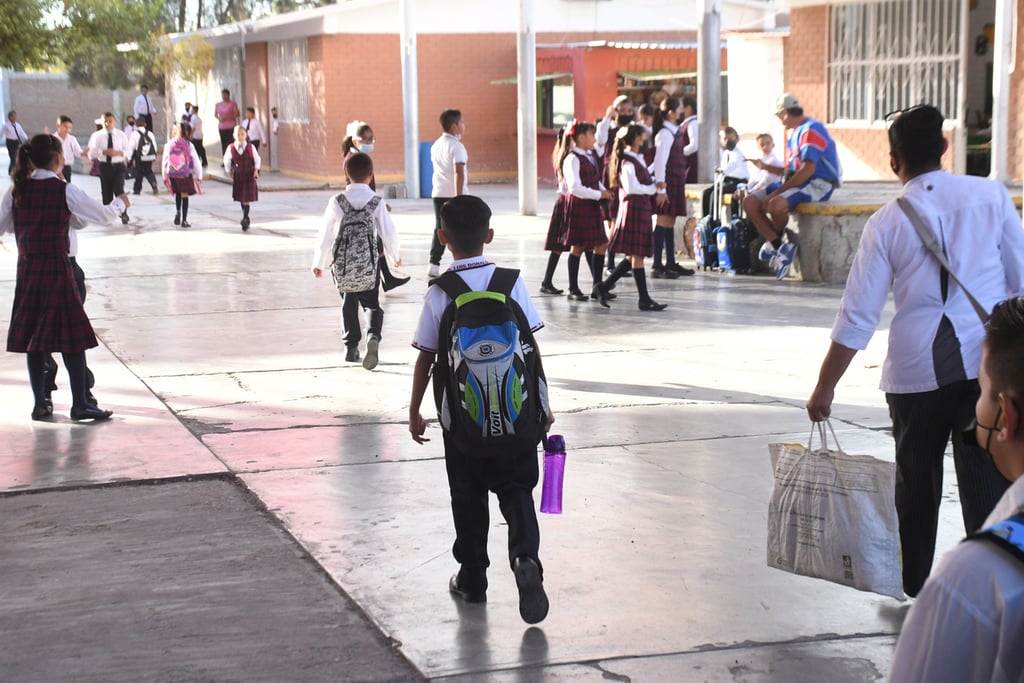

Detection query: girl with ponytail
(0, 134), (129, 421)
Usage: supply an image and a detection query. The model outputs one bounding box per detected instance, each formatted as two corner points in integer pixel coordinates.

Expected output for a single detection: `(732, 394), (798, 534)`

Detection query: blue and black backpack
(432, 268), (549, 457)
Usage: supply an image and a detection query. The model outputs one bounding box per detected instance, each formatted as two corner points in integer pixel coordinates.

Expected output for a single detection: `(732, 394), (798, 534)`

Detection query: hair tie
(615, 125), (631, 140)
(565, 118), (578, 138)
(345, 119), (368, 139)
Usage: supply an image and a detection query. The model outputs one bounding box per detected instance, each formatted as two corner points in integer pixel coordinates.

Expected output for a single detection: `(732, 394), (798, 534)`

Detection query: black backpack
(432, 268), (549, 457)
(135, 131), (157, 162)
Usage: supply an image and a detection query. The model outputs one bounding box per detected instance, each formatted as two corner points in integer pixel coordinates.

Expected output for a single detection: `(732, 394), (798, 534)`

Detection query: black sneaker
(448, 574), (486, 604)
(345, 347), (360, 363)
(180, 220), (191, 228)
(513, 557), (549, 624)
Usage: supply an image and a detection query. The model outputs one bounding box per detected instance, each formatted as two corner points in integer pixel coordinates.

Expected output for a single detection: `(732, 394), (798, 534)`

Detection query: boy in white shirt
(53, 115), (83, 182)
(428, 109), (468, 278)
(242, 107), (266, 151)
(701, 126), (750, 219)
(312, 152), (402, 370)
(739, 133), (783, 199)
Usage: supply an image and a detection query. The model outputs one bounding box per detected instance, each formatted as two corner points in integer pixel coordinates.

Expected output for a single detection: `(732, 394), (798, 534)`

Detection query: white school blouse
(562, 149), (604, 200)
(619, 150), (657, 195)
(650, 120), (679, 194)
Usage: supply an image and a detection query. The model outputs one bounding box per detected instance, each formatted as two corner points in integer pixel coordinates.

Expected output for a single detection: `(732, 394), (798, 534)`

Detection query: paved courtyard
(0, 173), (970, 682)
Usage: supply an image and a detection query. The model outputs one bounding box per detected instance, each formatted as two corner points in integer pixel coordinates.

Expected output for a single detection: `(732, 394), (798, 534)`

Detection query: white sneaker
(774, 242), (798, 280)
(758, 241), (777, 262)
(427, 263), (441, 279)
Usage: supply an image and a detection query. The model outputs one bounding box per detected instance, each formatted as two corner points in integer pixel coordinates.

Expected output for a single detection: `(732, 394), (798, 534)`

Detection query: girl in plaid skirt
(163, 123), (202, 228)
(593, 124), (666, 311)
(1, 135), (128, 421)
(224, 125), (261, 232)
(555, 120), (613, 302)
(539, 125), (570, 295)
(650, 97), (696, 279)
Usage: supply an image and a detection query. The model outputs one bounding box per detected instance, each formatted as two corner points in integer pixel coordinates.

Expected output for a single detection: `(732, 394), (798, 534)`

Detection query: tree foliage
(0, 0), (60, 69)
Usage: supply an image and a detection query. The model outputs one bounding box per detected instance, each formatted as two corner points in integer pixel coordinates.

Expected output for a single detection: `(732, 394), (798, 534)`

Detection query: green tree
(155, 34), (214, 101)
(0, 0), (59, 69)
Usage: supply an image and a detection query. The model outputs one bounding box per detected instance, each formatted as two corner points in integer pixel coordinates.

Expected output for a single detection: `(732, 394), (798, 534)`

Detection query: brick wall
(784, 7), (828, 121)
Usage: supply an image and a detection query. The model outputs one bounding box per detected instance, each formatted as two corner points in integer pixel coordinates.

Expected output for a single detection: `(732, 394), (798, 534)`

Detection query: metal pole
(953, 0), (969, 176)
(517, 0), (537, 215)
(989, 0), (1012, 182)
(697, 0), (721, 184)
(400, 0), (420, 198)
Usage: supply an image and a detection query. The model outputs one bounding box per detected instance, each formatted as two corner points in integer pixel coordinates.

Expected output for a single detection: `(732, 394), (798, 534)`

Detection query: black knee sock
(181, 197), (189, 221)
(27, 352), (47, 407)
(653, 228), (665, 267)
(62, 351), (89, 409)
(175, 194), (182, 212)
(590, 252), (604, 285)
(633, 268), (652, 303)
(606, 259), (632, 288)
(542, 251), (561, 285)
(567, 254), (581, 292)
(606, 250), (616, 270)
(664, 226), (677, 266)
(242, 204), (250, 219)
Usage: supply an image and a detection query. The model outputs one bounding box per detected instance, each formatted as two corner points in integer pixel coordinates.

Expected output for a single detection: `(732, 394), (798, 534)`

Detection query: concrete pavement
(0, 173), (971, 681)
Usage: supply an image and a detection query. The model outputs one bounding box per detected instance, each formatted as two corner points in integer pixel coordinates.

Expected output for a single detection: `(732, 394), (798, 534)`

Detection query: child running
(555, 119), (613, 302)
(593, 123), (666, 311)
(224, 124), (260, 231)
(312, 152), (401, 370)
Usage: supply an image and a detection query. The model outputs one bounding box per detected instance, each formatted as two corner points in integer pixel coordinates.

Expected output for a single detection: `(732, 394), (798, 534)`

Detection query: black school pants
(7, 139), (19, 175)
(886, 379), (1010, 597)
(444, 434), (542, 595)
(99, 162), (126, 205)
(192, 137), (208, 166)
(340, 286), (383, 348)
(430, 197), (450, 265)
(133, 161), (157, 193)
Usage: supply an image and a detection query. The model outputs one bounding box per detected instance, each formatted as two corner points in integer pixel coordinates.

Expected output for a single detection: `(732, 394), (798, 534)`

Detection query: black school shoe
(668, 262), (695, 276)
(513, 557), (549, 624)
(448, 574), (487, 604)
(639, 299), (668, 311)
(539, 282), (563, 295)
(566, 289), (589, 302)
(344, 347), (360, 363)
(241, 217), (250, 231)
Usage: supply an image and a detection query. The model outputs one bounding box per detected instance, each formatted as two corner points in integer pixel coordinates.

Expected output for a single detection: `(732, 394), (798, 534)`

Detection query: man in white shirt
(53, 115), (84, 182)
(188, 105), (207, 167)
(806, 104), (1024, 597)
(241, 107), (266, 151)
(5, 110), (28, 175)
(134, 84), (156, 131)
(87, 112), (131, 224)
(428, 109), (468, 278)
(889, 295), (1024, 682)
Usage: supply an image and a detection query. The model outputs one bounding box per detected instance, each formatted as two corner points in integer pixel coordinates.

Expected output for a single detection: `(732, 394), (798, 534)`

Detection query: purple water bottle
(540, 434), (566, 514)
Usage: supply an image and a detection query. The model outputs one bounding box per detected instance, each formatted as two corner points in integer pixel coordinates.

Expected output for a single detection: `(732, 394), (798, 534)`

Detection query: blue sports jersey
(786, 117), (841, 185)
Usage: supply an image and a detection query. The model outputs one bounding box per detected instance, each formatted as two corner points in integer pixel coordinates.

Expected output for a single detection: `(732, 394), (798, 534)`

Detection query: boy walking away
(428, 109), (468, 278)
(312, 152), (401, 370)
(408, 195), (554, 624)
(129, 120), (159, 195)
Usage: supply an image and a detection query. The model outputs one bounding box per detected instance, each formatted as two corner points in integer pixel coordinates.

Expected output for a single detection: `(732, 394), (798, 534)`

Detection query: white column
(517, 0), (537, 215)
(697, 0), (722, 184)
(989, 0), (1013, 182)
(400, 0), (420, 198)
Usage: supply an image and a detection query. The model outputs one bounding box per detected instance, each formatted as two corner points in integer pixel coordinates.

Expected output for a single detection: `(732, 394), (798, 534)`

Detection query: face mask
(725, 140), (737, 151)
(359, 143), (374, 154)
(616, 114), (633, 127)
(962, 404), (1003, 467)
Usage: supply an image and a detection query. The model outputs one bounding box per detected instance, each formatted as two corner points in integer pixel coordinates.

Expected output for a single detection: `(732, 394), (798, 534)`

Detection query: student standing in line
(649, 98), (693, 279)
(428, 109), (468, 278)
(539, 125), (571, 296)
(241, 107), (266, 152)
(555, 119), (613, 302)
(1, 134), (128, 421)
(163, 123), (202, 228)
(596, 95), (636, 275)
(224, 125), (260, 232)
(86, 113), (131, 225)
(594, 123), (666, 312)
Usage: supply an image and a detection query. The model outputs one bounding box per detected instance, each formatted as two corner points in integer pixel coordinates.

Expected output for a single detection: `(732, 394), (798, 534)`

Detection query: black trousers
(133, 161), (157, 193)
(62, 165), (72, 183)
(139, 114), (153, 131)
(219, 129), (234, 154)
(886, 379), (1011, 596)
(251, 140), (260, 152)
(443, 433), (542, 595)
(430, 197), (450, 265)
(7, 139), (20, 175)
(193, 138), (208, 167)
(340, 287), (383, 348)
(99, 162), (126, 205)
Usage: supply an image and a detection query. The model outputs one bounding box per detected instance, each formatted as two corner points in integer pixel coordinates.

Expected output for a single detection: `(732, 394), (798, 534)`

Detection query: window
(539, 75), (574, 129)
(829, 1), (961, 123)
(269, 39), (310, 124)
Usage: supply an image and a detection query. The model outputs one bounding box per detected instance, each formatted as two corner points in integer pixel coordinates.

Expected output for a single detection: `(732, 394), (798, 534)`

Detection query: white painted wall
(725, 32), (786, 149)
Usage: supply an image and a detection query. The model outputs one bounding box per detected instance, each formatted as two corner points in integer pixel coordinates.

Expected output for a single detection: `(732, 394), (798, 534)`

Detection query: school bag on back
(330, 194), (380, 293)
(136, 131), (157, 162)
(432, 268), (549, 457)
(165, 139), (193, 178)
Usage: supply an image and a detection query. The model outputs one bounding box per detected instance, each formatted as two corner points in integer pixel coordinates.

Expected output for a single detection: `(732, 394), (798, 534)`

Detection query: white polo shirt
(831, 170), (1024, 393)
(412, 256), (543, 353)
(430, 133), (468, 198)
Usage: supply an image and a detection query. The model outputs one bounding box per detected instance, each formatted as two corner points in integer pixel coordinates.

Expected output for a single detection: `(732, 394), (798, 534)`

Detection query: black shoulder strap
(433, 270), (472, 301)
(964, 513), (1024, 564)
(487, 267), (520, 297)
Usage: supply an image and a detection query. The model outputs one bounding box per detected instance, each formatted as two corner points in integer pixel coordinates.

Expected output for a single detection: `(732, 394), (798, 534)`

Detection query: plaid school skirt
(7, 253), (97, 353)
(609, 195), (654, 257)
(544, 194), (567, 252)
(559, 196), (608, 250)
(232, 174), (259, 203)
(168, 176), (197, 196)
(653, 172), (687, 217)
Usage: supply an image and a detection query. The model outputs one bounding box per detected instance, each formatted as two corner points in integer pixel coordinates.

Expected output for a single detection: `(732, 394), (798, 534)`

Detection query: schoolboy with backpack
(129, 121), (159, 195)
(311, 152), (402, 370)
(408, 195), (554, 625)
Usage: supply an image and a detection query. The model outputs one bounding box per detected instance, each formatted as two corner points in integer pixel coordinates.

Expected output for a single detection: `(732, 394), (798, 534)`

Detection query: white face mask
(359, 143), (374, 154)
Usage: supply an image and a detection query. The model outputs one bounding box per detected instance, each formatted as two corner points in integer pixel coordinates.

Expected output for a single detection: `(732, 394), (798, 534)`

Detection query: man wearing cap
(741, 93), (842, 279)
(806, 104), (1023, 597)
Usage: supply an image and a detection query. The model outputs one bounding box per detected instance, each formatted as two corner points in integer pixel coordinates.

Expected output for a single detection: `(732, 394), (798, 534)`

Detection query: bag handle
(896, 197), (989, 324)
(808, 418), (842, 454)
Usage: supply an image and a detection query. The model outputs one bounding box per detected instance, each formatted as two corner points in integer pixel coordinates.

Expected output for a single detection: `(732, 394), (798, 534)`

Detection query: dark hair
(178, 122), (193, 139)
(345, 151), (373, 182)
(723, 126), (738, 138)
(141, 84), (149, 90)
(552, 120), (596, 181)
(103, 112), (115, 120)
(653, 97), (681, 135)
(246, 107), (255, 115)
(888, 104), (945, 176)
(12, 135), (62, 205)
(58, 115), (72, 125)
(639, 103), (656, 118)
(342, 123), (373, 156)
(7, 110), (15, 119)
(222, 89), (230, 95)
(608, 123), (647, 190)
(682, 96), (697, 114)
(784, 106), (804, 117)
(440, 109), (462, 132)
(984, 297), (1024, 398)
(440, 195), (491, 253)
(756, 132), (773, 144)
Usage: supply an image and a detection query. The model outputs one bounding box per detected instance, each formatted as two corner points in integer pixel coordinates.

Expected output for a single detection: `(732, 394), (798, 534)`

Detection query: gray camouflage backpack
(330, 194), (380, 293)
